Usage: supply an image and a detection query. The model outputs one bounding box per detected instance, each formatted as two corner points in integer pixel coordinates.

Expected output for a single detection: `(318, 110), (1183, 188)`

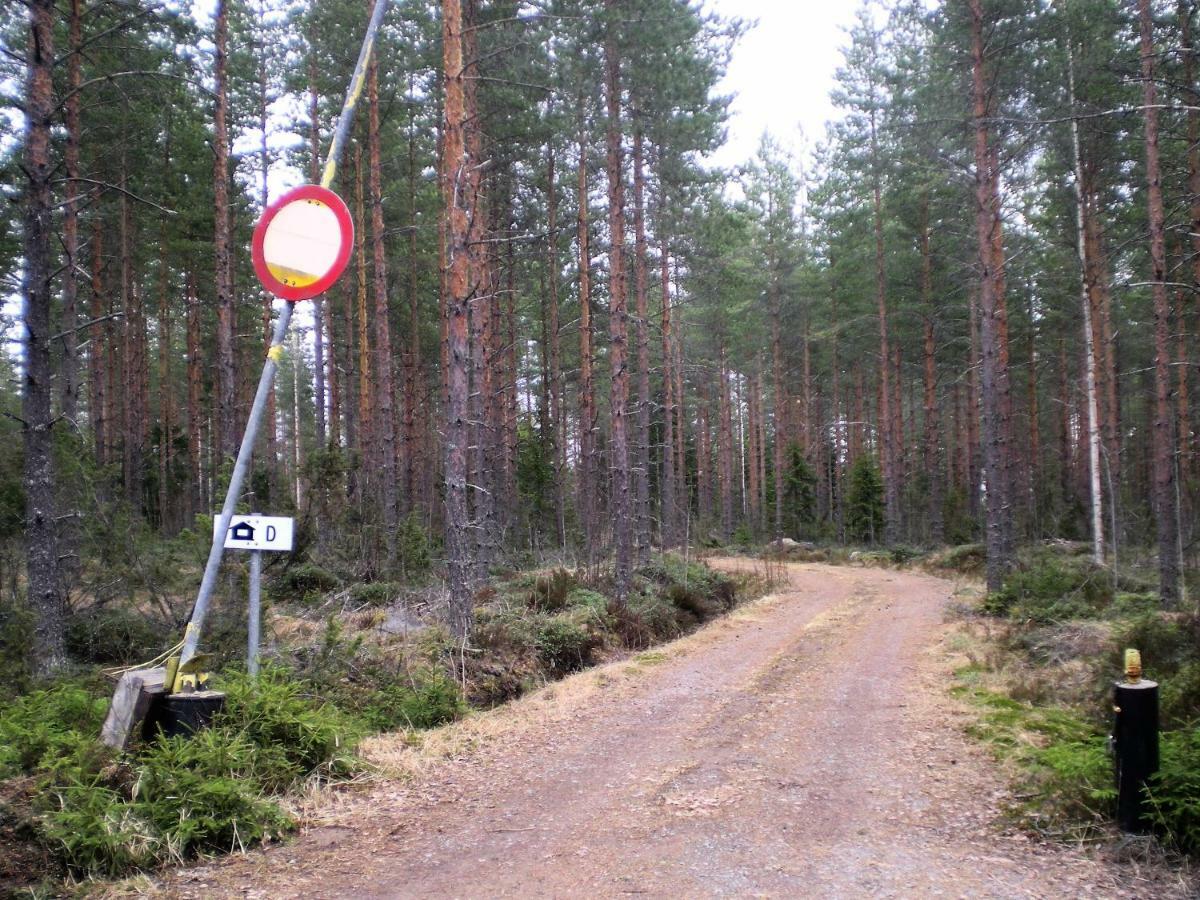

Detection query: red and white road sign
(251, 184), (353, 302)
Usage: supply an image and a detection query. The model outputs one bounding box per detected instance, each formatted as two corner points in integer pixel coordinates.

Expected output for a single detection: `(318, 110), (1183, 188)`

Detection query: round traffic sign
(251, 185), (354, 302)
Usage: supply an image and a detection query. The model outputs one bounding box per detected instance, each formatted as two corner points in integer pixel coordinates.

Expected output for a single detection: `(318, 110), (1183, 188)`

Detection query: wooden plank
(99, 667), (167, 750)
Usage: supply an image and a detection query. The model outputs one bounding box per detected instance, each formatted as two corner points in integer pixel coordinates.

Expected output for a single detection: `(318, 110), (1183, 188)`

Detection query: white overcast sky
(703, 0), (865, 171)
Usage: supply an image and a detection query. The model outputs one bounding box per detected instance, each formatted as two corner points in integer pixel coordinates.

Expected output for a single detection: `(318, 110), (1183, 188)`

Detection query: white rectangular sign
(214, 515), (294, 552)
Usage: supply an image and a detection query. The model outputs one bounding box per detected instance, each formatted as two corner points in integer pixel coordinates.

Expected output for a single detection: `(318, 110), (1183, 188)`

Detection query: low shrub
(566, 587), (609, 614)
(533, 613), (601, 677)
(889, 545), (924, 566)
(66, 606), (165, 665)
(126, 729), (293, 863)
(349, 581), (403, 607)
(1112, 614), (1192, 678)
(1162, 662), (1200, 728)
(929, 542), (986, 575)
(526, 569), (576, 612)
(0, 666), (360, 881)
(217, 666), (359, 788)
(0, 596), (32, 695)
(1110, 592), (1159, 619)
(362, 671), (465, 732)
(1147, 726), (1200, 854)
(984, 555), (1113, 622)
(395, 512), (432, 577)
(0, 684), (108, 778)
(274, 563), (339, 604)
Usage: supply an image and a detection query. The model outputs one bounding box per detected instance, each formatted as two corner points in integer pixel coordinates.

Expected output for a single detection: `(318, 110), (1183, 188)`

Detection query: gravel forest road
(142, 559), (1191, 899)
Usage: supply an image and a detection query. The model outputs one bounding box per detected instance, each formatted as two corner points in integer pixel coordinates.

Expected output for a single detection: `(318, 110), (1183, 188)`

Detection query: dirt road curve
(145, 560), (1189, 899)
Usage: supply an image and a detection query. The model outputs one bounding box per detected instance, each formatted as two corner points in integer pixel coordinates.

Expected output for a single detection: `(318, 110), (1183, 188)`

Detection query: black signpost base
(143, 691), (227, 741)
(1113, 679), (1159, 833)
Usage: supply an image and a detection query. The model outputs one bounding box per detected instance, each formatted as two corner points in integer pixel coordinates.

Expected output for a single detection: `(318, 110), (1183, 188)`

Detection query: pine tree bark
(870, 97), (899, 544)
(89, 223), (107, 469)
(1184, 0), (1200, 478)
(186, 275), (203, 516)
(442, 0), (473, 639)
(1067, 34), (1105, 565)
(603, 4), (632, 598)
(464, 0), (497, 576)
(717, 345), (734, 540)
(120, 190), (143, 511)
(698, 383), (712, 525)
(307, 55), (327, 450)
(632, 126), (652, 559)
(546, 146), (566, 547)
(577, 117), (597, 561)
(367, 40), (399, 538)
(920, 197), (943, 543)
(21, 0), (67, 677)
(157, 248), (173, 531)
(970, 0), (1015, 590)
(1138, 0), (1181, 604)
(404, 85), (421, 510)
(354, 145), (374, 496)
(60, 0), (82, 421)
(769, 225), (786, 539)
(213, 0), (236, 461)
(660, 232), (677, 548)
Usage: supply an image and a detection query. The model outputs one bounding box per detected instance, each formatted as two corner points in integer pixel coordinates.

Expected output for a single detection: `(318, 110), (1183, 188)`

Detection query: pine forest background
(4, 0), (1200, 677)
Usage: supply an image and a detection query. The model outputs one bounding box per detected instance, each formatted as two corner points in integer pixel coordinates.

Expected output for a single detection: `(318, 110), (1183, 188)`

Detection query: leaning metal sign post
(102, 0), (388, 748)
(175, 0), (386, 678)
(213, 515), (294, 676)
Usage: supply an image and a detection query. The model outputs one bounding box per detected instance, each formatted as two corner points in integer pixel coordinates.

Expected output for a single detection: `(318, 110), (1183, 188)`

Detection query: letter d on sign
(266, 526), (276, 543)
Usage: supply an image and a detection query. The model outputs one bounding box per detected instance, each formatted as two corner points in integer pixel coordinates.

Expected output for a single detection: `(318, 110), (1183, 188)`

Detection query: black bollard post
(1112, 649), (1159, 833)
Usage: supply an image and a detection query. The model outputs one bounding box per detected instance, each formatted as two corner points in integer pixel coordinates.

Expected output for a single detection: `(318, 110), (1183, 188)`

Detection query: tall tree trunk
(660, 232), (677, 548)
(698, 383), (712, 525)
(367, 39), (399, 539)
(717, 345), (734, 540)
(291, 329), (304, 508)
(213, 0), (236, 461)
(443, 0), (473, 639)
(546, 146), (566, 547)
(1184, 0), (1200, 479)
(89, 223), (107, 468)
(970, 0), (1015, 590)
(157, 250), (173, 531)
(120, 190), (143, 512)
(1138, 0), (1181, 603)
(307, 54), (327, 450)
(632, 126), (652, 559)
(60, 0), (82, 421)
(870, 100), (899, 544)
(603, 5), (632, 599)
(464, 0), (497, 576)
(747, 370), (761, 532)
(769, 227), (786, 539)
(21, 0), (67, 676)
(404, 81), (421, 510)
(920, 197), (943, 543)
(354, 145), (373, 498)
(186, 274), (203, 516)
(577, 118), (597, 562)
(1067, 33), (1105, 566)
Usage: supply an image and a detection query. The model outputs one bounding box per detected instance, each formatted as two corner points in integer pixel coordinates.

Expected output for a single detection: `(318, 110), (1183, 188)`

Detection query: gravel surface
(133, 560), (1194, 899)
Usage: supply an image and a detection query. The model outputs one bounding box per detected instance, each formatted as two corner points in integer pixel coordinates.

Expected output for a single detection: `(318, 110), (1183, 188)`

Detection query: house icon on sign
(230, 521), (256, 542)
